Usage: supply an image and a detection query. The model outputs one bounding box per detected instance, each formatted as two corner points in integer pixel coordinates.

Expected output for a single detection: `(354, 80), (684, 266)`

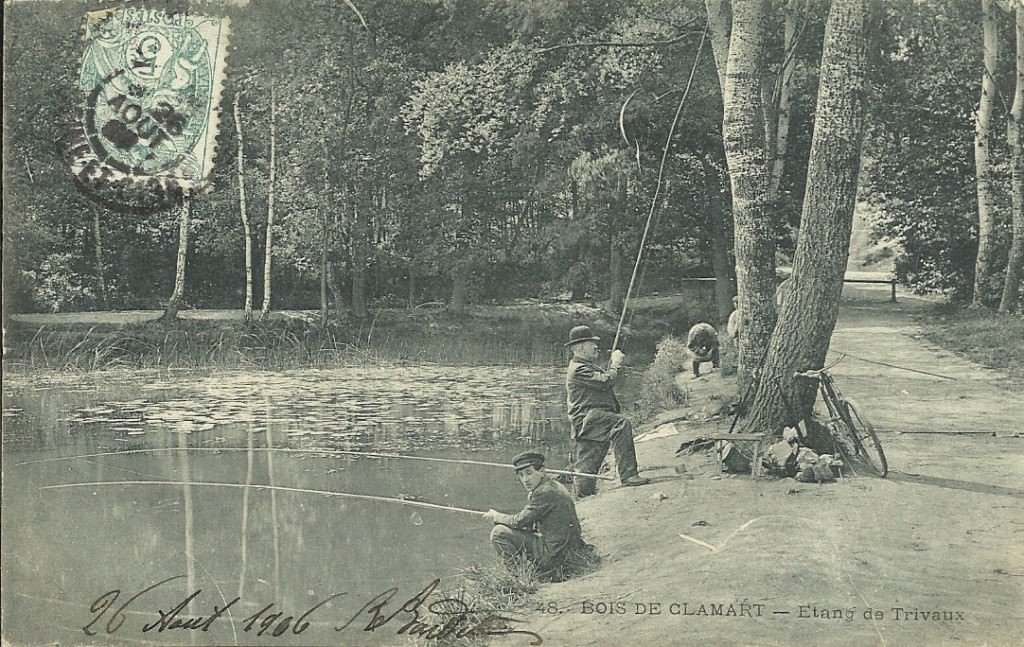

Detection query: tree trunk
(973, 0), (1000, 307)
(162, 195), (191, 322)
(722, 0), (775, 392)
(350, 184), (369, 319)
(320, 207), (329, 326)
(92, 206), (108, 309)
(233, 93), (254, 323)
(608, 174), (626, 313)
(741, 0), (875, 435)
(704, 0), (731, 98)
(703, 154), (735, 327)
(769, 0), (801, 201)
(327, 261), (346, 323)
(450, 264), (469, 314)
(1001, 7), (1024, 313)
(260, 84), (276, 321)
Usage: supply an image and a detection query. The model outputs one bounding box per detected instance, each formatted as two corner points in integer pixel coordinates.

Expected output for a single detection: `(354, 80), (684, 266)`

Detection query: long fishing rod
(17, 447), (616, 481)
(41, 480), (487, 516)
(611, 24), (709, 353)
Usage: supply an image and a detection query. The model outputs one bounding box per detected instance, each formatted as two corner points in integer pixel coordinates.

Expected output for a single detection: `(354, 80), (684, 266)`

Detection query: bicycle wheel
(842, 399), (888, 477)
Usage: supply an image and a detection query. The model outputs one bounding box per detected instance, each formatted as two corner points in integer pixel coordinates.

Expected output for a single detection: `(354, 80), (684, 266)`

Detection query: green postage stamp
(70, 7), (230, 196)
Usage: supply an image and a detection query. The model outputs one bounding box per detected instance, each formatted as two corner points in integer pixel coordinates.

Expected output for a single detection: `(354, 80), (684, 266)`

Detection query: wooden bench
(708, 433), (769, 478)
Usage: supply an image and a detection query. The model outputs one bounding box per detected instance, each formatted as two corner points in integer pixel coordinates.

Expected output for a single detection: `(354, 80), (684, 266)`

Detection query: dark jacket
(566, 357), (621, 436)
(493, 475), (582, 563)
(686, 323), (720, 357)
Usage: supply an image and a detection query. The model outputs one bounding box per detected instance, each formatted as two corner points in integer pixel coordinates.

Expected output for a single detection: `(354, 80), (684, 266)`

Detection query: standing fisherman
(483, 451), (584, 577)
(565, 325), (650, 497)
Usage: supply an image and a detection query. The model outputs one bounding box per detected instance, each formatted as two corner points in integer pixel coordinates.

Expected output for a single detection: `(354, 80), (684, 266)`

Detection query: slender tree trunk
(1002, 7), (1024, 313)
(92, 206), (108, 309)
(320, 208), (329, 326)
(741, 0), (875, 435)
(351, 184), (369, 319)
(450, 265), (469, 314)
(260, 84), (276, 321)
(162, 195), (191, 322)
(703, 154), (735, 327)
(608, 174), (626, 313)
(327, 261), (346, 322)
(722, 0), (775, 392)
(233, 93), (254, 322)
(974, 0), (1000, 307)
(770, 0), (801, 201)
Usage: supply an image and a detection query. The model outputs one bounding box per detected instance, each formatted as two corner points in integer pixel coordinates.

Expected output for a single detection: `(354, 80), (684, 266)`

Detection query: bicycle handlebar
(794, 369), (824, 380)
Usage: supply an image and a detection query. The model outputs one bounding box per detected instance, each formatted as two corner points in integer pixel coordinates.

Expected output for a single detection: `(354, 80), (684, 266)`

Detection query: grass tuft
(917, 305), (1024, 385)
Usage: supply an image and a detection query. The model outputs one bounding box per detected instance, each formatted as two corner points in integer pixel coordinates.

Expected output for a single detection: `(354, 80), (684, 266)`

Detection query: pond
(1, 366), (578, 646)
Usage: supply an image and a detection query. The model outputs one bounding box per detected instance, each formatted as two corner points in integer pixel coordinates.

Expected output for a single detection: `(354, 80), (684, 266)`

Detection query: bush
(635, 336), (691, 420)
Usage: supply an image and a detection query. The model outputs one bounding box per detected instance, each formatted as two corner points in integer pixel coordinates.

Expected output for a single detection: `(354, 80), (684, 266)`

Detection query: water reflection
(2, 366), (574, 646)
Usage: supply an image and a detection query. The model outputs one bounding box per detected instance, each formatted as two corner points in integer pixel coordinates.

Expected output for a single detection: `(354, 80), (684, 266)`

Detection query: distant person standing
(775, 277), (792, 311)
(726, 296), (741, 342)
(565, 325), (650, 497)
(686, 322), (720, 378)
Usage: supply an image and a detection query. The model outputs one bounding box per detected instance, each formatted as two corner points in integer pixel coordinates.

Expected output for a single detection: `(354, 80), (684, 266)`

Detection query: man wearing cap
(483, 451), (583, 575)
(686, 322), (721, 378)
(565, 324), (649, 497)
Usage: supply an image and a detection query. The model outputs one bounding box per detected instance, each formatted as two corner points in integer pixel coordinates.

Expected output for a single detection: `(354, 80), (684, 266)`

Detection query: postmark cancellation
(69, 7), (230, 198)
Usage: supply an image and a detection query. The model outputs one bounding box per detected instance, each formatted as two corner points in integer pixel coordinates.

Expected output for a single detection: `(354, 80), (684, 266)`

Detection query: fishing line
(17, 447), (616, 480)
(613, 23), (709, 351)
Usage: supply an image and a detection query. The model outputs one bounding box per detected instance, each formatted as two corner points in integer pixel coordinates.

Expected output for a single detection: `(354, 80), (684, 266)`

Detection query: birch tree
(161, 194), (191, 322)
(1001, 4), (1024, 313)
(973, 0), (1000, 306)
(233, 93), (254, 323)
(721, 0), (776, 391)
(260, 84), (277, 321)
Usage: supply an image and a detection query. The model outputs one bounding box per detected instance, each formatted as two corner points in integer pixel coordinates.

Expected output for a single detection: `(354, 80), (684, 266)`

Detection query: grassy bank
(916, 304), (1024, 383)
(2, 299), (704, 372)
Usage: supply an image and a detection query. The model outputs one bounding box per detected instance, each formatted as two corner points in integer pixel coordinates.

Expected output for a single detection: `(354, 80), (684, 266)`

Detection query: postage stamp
(68, 7), (230, 199)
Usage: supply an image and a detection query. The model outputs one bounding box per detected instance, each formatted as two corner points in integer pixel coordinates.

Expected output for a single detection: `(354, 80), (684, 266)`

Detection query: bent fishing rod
(41, 480), (488, 516)
(18, 447), (616, 481)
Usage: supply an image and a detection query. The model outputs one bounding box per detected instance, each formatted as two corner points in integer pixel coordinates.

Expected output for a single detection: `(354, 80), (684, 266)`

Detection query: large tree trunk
(260, 85), (276, 321)
(973, 0), (1000, 307)
(741, 0), (875, 435)
(1002, 7), (1024, 313)
(92, 205), (108, 309)
(722, 0), (775, 392)
(161, 195), (191, 322)
(233, 93), (254, 323)
(705, 0), (731, 98)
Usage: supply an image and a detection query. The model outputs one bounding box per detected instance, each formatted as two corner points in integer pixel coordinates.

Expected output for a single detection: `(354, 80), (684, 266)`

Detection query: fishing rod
(17, 447), (616, 481)
(611, 24), (708, 353)
(41, 480), (487, 516)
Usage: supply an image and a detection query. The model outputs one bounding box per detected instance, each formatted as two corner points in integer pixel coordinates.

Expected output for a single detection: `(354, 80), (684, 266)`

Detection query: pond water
(2, 366), (577, 646)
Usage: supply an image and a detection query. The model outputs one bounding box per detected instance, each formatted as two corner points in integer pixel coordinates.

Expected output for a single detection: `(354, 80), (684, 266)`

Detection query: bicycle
(793, 367), (888, 477)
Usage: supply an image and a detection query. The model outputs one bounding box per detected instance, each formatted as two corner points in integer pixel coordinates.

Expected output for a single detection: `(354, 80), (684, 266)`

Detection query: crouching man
(686, 322), (721, 378)
(483, 451), (583, 577)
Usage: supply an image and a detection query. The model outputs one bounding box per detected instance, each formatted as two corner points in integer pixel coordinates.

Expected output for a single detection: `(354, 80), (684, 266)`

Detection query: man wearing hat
(565, 324), (649, 497)
(483, 451), (583, 574)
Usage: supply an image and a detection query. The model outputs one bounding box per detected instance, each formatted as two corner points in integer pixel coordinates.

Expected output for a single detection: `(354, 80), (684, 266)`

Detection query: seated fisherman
(565, 325), (650, 497)
(686, 322), (721, 378)
(484, 451), (584, 575)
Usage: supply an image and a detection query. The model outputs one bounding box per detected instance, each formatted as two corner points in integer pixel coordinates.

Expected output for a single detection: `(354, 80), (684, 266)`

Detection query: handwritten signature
(83, 576), (542, 644)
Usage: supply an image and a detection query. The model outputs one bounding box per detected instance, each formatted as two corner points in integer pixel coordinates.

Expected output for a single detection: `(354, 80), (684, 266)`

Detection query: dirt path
(500, 287), (1024, 647)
